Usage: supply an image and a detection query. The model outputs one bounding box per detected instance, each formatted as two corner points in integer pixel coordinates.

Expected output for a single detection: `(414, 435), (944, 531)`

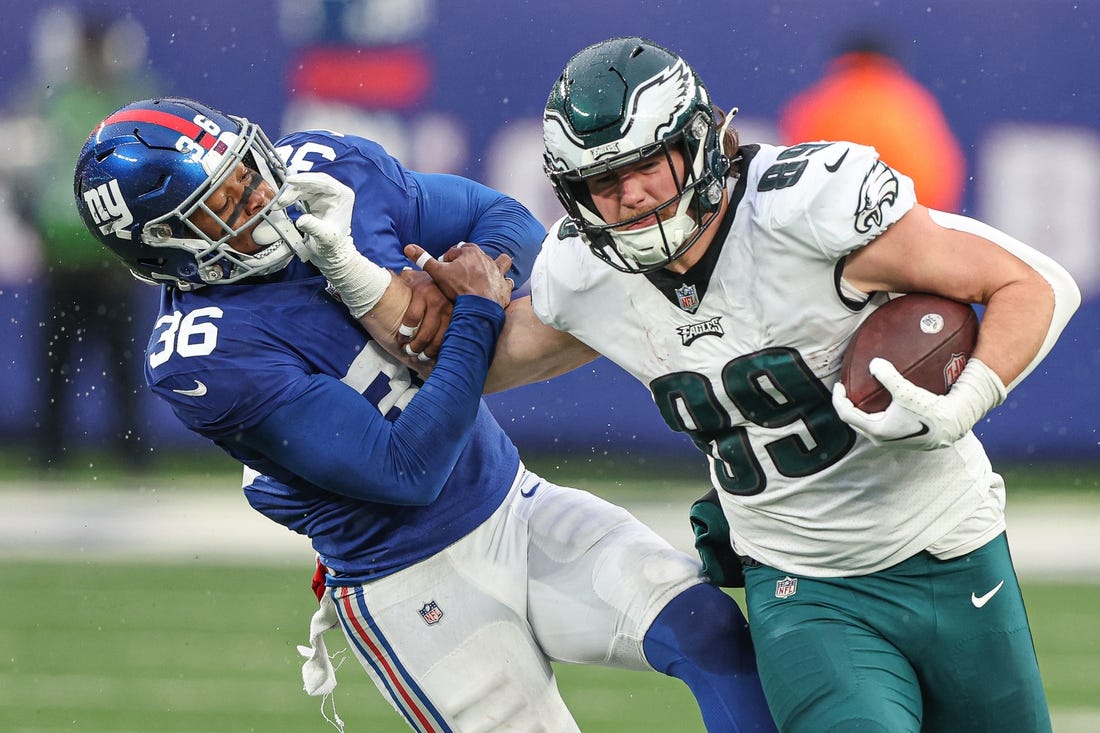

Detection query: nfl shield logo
(775, 576), (799, 599)
(943, 353), (967, 389)
(418, 601), (444, 625)
(675, 283), (700, 312)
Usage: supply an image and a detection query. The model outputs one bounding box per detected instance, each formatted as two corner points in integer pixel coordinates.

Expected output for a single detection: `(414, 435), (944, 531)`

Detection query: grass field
(1, 456), (1098, 731)
(1, 562), (1098, 733)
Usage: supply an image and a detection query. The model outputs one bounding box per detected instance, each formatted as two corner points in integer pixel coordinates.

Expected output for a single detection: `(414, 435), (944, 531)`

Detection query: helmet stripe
(100, 109), (217, 150)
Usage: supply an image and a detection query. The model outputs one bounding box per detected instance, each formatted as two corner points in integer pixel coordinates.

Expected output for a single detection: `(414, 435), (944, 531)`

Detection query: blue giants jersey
(145, 129), (543, 583)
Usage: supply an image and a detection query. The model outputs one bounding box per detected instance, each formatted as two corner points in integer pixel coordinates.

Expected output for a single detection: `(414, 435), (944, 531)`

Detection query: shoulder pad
(749, 142), (915, 255)
(556, 218), (580, 240)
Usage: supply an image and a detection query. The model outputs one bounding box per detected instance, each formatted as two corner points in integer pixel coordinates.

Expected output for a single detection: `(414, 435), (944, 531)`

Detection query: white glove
(831, 357), (1007, 450)
(283, 172), (391, 318)
(278, 171), (356, 267)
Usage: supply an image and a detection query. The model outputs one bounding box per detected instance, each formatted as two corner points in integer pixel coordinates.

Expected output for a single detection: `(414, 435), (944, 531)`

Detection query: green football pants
(743, 533), (1051, 732)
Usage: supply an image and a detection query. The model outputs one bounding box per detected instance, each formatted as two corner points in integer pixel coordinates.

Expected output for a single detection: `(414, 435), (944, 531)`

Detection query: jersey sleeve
(530, 217), (592, 331)
(276, 130), (544, 286)
(406, 171), (545, 286)
(755, 142), (917, 261)
(152, 292), (505, 506)
(238, 295), (505, 505)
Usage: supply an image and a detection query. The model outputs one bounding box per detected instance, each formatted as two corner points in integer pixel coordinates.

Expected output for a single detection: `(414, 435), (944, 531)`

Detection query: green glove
(689, 488), (746, 588)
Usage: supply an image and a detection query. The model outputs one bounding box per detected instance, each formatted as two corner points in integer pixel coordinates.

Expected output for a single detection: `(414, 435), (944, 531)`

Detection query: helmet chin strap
(198, 238), (295, 284)
(599, 187), (699, 268)
(237, 204), (304, 271)
(194, 207), (300, 285)
(253, 207), (306, 252)
(236, 239), (294, 271)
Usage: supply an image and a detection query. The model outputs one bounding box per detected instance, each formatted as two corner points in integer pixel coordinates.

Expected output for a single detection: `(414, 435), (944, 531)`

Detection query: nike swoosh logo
(520, 483), (540, 498)
(824, 149), (849, 172)
(882, 422), (930, 442)
(172, 380), (208, 397)
(971, 580), (1005, 608)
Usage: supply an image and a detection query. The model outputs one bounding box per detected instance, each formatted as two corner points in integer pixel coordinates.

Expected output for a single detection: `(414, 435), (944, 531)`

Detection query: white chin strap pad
(254, 209), (308, 257)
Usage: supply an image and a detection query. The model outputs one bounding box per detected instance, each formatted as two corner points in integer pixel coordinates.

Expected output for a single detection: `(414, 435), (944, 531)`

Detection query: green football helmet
(543, 37), (730, 272)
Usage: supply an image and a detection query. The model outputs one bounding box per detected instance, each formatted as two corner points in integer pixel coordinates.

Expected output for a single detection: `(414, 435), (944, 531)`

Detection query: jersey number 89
(650, 347), (855, 496)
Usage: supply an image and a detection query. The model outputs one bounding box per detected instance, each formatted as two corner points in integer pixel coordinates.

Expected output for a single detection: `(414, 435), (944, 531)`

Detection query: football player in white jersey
(328, 38), (1081, 732)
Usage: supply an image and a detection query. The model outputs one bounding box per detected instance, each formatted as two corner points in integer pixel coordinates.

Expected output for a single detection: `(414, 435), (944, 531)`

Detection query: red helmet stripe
(100, 109), (217, 149)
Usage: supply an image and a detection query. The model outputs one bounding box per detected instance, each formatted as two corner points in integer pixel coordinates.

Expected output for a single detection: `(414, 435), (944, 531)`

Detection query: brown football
(839, 293), (979, 412)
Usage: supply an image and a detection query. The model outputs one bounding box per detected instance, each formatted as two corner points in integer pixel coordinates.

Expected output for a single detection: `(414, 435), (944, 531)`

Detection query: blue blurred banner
(0, 0), (1096, 461)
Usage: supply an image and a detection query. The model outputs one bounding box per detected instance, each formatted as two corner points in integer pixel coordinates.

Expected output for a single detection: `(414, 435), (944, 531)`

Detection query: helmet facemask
(138, 117), (302, 288)
(548, 110), (726, 273)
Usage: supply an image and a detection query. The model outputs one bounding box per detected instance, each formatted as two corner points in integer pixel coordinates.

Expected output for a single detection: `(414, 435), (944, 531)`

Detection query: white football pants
(321, 464), (705, 732)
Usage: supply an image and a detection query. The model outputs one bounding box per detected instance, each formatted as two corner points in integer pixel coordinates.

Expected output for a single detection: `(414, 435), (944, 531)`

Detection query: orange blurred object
(779, 50), (966, 212)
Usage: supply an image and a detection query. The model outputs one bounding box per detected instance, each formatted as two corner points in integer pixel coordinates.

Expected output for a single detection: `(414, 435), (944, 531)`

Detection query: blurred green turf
(1, 451), (1097, 731)
(0, 561), (705, 733)
(0, 561), (1096, 733)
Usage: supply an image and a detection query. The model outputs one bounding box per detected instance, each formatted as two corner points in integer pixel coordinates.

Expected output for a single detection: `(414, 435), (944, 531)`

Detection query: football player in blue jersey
(73, 97), (776, 732)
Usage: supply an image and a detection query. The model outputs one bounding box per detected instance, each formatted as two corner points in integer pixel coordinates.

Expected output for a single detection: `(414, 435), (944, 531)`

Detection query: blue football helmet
(543, 37), (731, 273)
(74, 97), (302, 289)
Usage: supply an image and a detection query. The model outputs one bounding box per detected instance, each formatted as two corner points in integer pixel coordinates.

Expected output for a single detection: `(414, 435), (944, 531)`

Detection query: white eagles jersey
(531, 142), (1006, 577)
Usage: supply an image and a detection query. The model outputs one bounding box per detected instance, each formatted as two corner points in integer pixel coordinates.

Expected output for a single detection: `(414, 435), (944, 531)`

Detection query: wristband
(329, 255), (392, 318)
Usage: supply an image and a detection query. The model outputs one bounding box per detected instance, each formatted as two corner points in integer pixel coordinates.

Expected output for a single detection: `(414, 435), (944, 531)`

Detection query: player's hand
(282, 172), (356, 266)
(394, 269), (453, 363)
(404, 243), (512, 309)
(279, 172), (391, 318)
(832, 357), (1006, 450)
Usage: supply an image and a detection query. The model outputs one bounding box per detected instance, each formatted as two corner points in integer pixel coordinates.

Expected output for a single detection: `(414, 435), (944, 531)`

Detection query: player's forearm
(410, 170), (545, 285)
(354, 275), (422, 366)
(928, 210), (1081, 390)
(484, 296), (598, 393)
(243, 297), (504, 505)
(971, 277), (1053, 389)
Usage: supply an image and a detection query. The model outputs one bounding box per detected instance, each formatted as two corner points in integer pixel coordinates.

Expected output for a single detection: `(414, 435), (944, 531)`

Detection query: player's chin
(231, 230), (263, 254)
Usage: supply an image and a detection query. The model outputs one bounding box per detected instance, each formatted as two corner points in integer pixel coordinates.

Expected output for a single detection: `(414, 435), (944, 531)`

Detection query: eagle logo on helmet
(542, 57), (699, 172)
(623, 58), (696, 143)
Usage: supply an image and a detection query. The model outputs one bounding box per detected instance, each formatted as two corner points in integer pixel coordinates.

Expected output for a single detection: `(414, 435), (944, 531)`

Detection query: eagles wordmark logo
(677, 316), (724, 346)
(589, 140), (621, 161)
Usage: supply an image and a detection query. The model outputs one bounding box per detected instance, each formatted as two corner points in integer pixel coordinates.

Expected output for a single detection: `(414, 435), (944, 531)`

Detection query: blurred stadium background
(0, 1), (1096, 731)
